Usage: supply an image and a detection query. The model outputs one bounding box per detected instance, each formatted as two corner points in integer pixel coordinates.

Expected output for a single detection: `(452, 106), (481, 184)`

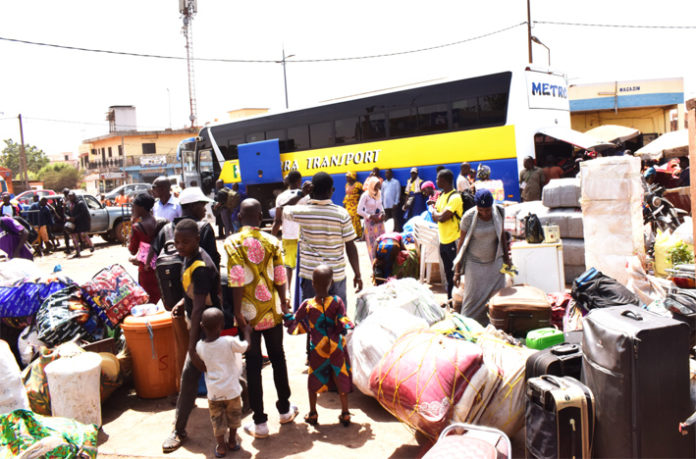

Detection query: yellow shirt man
(434, 190), (463, 245)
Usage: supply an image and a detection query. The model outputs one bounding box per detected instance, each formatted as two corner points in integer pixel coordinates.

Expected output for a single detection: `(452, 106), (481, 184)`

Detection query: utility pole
(281, 48), (295, 109)
(17, 114), (28, 190)
(180, 0), (198, 129)
(527, 0), (533, 64)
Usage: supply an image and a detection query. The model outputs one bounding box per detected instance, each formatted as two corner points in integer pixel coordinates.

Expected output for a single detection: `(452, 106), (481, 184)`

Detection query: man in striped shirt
(279, 172), (363, 304)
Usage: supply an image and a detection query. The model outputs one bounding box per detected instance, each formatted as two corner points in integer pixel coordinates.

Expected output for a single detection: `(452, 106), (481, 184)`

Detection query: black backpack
(524, 213), (544, 244)
(12, 216), (38, 243)
(570, 268), (640, 311)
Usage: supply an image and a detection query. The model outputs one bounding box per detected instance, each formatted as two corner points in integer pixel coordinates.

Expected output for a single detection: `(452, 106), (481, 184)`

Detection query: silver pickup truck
(49, 192), (132, 244)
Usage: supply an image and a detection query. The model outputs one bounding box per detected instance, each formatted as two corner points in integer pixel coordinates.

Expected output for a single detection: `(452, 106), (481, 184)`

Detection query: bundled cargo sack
(370, 330), (483, 439)
(35, 285), (102, 348)
(0, 340), (29, 415)
(82, 264), (149, 326)
(475, 326), (537, 437)
(542, 178), (581, 209)
(422, 423), (512, 459)
(0, 277), (73, 318)
(346, 308), (428, 396)
(0, 409), (98, 458)
(0, 258), (42, 286)
(570, 268), (640, 310)
(354, 278), (444, 325)
(451, 358), (501, 425)
(539, 208), (583, 239)
(560, 239), (585, 267)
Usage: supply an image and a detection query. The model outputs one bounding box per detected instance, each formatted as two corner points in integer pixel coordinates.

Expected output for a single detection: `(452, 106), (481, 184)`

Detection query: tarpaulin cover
(369, 330), (483, 439)
(354, 278), (445, 325)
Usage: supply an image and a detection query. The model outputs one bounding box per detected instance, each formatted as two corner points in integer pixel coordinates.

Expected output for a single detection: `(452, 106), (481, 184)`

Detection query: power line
(534, 20), (696, 30)
(0, 22), (526, 64)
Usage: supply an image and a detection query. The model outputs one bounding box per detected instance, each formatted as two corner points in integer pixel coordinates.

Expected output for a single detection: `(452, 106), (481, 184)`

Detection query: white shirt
(196, 335), (248, 401)
(456, 174), (472, 192)
(275, 189), (308, 240)
(153, 196), (182, 222)
(357, 193), (384, 219)
(381, 178), (401, 209)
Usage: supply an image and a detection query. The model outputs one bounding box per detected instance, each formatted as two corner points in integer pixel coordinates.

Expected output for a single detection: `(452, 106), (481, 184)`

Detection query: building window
(108, 147), (113, 158)
(142, 143), (156, 154)
(118, 145), (123, 156)
(91, 149), (97, 156)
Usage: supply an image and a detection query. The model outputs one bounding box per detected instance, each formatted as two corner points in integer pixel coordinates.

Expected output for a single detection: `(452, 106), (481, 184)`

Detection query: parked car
(15, 189), (57, 206)
(50, 192), (132, 244)
(104, 183), (151, 201)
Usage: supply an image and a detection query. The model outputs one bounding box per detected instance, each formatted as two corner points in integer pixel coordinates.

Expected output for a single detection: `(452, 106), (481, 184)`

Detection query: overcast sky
(1, 0), (695, 156)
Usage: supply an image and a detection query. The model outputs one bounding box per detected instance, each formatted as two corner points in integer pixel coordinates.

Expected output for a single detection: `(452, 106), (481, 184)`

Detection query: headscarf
(476, 164), (491, 180)
(420, 181), (435, 191)
(474, 189), (494, 208)
(364, 176), (381, 199)
(346, 171), (357, 181)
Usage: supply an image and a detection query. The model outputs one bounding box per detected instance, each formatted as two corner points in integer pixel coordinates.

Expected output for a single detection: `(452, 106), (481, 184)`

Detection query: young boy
(162, 218), (222, 453)
(197, 307), (249, 457)
(283, 264), (354, 426)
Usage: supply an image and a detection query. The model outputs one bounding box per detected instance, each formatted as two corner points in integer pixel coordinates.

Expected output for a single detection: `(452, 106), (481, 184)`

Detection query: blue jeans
(300, 277), (347, 306)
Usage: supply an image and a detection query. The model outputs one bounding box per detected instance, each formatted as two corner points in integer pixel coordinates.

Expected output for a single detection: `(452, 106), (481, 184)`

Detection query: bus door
(237, 139), (285, 220)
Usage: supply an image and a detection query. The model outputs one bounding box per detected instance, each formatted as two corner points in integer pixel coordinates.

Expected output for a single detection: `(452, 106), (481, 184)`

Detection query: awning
(536, 126), (615, 151)
(635, 130), (689, 161)
(585, 124), (641, 144)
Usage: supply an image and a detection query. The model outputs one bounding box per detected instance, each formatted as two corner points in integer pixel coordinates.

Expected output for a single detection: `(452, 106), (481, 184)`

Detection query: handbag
(64, 221), (76, 233)
(524, 213), (544, 244)
(136, 241), (156, 270)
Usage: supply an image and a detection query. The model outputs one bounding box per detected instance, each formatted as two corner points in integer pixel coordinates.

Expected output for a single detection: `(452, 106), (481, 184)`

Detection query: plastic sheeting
(561, 238), (585, 266)
(540, 209), (584, 239)
(0, 258), (43, 287)
(347, 309), (428, 396)
(354, 278), (445, 325)
(542, 178), (581, 209)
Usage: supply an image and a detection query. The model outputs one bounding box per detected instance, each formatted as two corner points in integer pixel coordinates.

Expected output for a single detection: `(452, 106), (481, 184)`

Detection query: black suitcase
(583, 305), (693, 458)
(526, 375), (594, 459)
(525, 343), (582, 381)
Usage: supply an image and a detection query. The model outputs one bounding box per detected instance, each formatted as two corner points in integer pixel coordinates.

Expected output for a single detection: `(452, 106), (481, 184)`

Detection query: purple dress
(0, 216), (33, 260)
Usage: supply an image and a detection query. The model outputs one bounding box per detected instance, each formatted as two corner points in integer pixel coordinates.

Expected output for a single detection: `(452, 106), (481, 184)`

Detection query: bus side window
(360, 113), (386, 140)
(452, 98), (480, 130)
(287, 125), (310, 151)
(416, 103), (449, 133)
(479, 93), (508, 126)
(246, 132), (265, 143)
(335, 117), (360, 145)
(310, 121), (333, 149)
(389, 108), (417, 138)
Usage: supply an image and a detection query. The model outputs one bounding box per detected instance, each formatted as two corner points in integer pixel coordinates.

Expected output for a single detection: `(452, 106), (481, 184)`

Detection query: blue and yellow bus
(180, 67), (594, 216)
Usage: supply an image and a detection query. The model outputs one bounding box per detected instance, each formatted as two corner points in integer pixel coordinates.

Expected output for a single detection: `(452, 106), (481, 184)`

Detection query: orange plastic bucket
(121, 311), (178, 399)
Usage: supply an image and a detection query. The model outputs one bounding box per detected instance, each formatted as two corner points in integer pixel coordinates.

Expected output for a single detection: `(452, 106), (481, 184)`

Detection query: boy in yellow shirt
(429, 169), (463, 299)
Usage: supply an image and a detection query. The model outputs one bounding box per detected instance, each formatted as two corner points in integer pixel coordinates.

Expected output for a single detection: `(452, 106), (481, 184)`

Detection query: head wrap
(474, 189), (494, 208)
(420, 181), (435, 191)
(364, 176), (381, 199)
(346, 171), (357, 181)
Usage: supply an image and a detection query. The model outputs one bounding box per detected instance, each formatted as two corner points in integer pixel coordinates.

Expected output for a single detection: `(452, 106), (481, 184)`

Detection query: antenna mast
(180, 0), (198, 129)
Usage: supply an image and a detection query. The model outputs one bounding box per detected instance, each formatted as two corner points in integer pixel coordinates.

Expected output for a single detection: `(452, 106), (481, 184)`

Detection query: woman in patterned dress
(343, 171), (363, 239)
(357, 176), (385, 263)
(284, 264), (354, 426)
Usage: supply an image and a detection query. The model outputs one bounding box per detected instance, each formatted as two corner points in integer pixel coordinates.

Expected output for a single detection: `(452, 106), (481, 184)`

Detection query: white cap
(178, 187), (213, 205)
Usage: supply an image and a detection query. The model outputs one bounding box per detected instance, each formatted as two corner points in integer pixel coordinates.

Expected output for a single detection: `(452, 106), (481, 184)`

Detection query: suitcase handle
(439, 422), (512, 458)
(621, 310), (643, 321)
(540, 375), (562, 388)
(550, 344), (580, 356)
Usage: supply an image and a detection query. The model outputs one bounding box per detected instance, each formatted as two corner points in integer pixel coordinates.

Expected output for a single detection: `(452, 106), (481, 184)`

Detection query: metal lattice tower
(181, 0), (197, 129)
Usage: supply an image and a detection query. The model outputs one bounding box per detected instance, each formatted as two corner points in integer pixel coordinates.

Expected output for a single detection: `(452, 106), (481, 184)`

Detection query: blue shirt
(381, 178), (401, 209)
(153, 197), (182, 222)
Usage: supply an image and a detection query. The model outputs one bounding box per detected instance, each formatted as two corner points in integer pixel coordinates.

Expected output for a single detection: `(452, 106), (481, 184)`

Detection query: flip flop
(162, 431), (186, 453)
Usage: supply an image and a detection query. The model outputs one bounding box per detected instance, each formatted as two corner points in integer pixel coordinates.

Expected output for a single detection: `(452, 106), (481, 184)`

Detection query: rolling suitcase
(583, 305), (694, 458)
(525, 343), (582, 381)
(489, 285), (551, 337)
(422, 423), (511, 459)
(526, 375), (594, 459)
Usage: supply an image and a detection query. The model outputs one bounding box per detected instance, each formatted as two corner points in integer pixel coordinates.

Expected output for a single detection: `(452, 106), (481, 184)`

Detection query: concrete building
(80, 106), (197, 194)
(569, 77), (685, 148)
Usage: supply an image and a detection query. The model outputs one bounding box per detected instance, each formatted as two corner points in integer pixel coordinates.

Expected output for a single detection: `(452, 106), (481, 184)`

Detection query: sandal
(214, 443), (226, 458)
(339, 411), (351, 427)
(304, 411), (319, 426)
(162, 431), (187, 453)
(228, 433), (240, 452)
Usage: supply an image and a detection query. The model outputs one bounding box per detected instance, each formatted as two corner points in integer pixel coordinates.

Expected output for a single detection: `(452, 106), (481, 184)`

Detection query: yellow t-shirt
(435, 190), (463, 244)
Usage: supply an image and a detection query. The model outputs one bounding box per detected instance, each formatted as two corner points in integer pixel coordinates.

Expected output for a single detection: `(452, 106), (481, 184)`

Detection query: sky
(0, 0), (695, 156)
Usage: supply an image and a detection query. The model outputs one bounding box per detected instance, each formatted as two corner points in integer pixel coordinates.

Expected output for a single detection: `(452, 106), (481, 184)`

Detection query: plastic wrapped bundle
(354, 278), (445, 325)
(451, 360), (501, 425)
(430, 313), (485, 342)
(475, 326), (537, 437)
(542, 178), (581, 209)
(540, 208), (584, 239)
(370, 330), (483, 439)
(561, 238), (585, 266)
(347, 309), (428, 396)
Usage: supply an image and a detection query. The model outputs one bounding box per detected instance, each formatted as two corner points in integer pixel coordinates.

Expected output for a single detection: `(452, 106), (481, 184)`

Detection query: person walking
(357, 176), (385, 264)
(225, 198), (298, 439)
(429, 169), (463, 300)
(343, 171), (363, 239)
(453, 189), (509, 325)
(65, 192), (94, 258)
(35, 197), (55, 254)
(60, 188), (73, 255)
(519, 156), (545, 201)
(381, 169), (402, 232)
(0, 193), (19, 217)
(457, 162), (473, 192)
(128, 193), (161, 305)
(153, 176), (182, 222)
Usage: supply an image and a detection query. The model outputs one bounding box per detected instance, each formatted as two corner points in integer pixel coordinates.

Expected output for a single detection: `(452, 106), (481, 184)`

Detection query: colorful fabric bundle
(0, 409), (98, 458)
(82, 264), (149, 326)
(0, 278), (72, 318)
(21, 349), (60, 415)
(369, 330), (483, 439)
(35, 286), (102, 347)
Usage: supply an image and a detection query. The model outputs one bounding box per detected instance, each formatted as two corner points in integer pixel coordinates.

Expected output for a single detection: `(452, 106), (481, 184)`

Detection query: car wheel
(113, 220), (131, 245)
(101, 232), (114, 243)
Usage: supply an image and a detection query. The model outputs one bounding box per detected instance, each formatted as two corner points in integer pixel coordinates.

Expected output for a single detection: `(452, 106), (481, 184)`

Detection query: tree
(38, 163), (82, 191)
(0, 139), (49, 177)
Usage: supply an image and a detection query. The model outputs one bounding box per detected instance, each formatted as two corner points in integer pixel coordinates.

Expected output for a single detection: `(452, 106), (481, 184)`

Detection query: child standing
(196, 308), (250, 457)
(284, 264), (354, 426)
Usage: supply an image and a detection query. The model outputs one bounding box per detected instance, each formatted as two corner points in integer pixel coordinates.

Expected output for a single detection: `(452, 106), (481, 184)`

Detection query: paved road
(34, 238), (444, 458)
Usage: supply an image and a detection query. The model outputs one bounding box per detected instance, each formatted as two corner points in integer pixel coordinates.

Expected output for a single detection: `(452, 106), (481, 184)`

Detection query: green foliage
(39, 163), (82, 191)
(0, 139), (49, 176)
(668, 241), (695, 267)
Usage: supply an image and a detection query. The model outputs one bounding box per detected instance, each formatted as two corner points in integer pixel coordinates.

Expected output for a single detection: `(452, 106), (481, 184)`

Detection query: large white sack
(542, 178), (581, 209)
(346, 308), (428, 396)
(354, 278), (445, 325)
(580, 156), (643, 201)
(540, 208), (584, 239)
(0, 258), (43, 286)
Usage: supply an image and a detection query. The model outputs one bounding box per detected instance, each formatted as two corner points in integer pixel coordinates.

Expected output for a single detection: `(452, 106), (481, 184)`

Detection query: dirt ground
(34, 237), (447, 458)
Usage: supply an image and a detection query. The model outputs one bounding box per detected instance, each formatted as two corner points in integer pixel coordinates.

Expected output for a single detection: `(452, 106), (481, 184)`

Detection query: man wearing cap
(429, 169), (463, 300)
(402, 167), (423, 221)
(152, 176), (182, 222)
